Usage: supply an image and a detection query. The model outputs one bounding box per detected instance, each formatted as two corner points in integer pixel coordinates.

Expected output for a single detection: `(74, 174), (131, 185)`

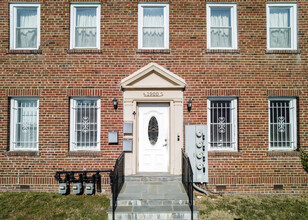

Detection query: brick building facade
(0, 0), (307, 194)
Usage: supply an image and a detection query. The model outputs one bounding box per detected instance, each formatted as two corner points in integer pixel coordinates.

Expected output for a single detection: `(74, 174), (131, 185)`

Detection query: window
(10, 3), (40, 50)
(10, 98), (39, 151)
(269, 98), (297, 150)
(70, 98), (100, 151)
(138, 3), (169, 49)
(70, 4), (101, 49)
(267, 3), (297, 50)
(207, 3), (237, 49)
(207, 98), (237, 151)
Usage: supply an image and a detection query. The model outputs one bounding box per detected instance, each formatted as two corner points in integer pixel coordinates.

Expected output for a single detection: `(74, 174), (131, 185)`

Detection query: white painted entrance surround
(120, 63), (186, 175)
(138, 103), (169, 172)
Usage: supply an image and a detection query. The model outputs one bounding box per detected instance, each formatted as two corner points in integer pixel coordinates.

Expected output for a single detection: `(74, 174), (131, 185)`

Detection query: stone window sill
(7, 49), (42, 54)
(66, 151), (103, 157)
(267, 151), (300, 157)
(208, 151), (242, 157)
(265, 49), (301, 54)
(66, 49), (103, 54)
(136, 49), (171, 54)
(4, 151), (40, 156)
(206, 49), (240, 54)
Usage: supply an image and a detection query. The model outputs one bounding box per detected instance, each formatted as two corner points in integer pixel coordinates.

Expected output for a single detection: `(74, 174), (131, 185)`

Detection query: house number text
(143, 92), (164, 97)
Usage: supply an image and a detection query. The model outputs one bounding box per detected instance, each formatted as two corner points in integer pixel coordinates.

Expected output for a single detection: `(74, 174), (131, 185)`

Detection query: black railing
(110, 152), (125, 220)
(182, 149), (194, 220)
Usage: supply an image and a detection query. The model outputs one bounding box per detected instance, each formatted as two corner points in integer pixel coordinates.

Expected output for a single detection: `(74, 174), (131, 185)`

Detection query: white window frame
(10, 97), (39, 151)
(266, 3), (297, 50)
(206, 3), (238, 50)
(207, 97), (238, 151)
(268, 97), (297, 151)
(70, 97), (101, 151)
(70, 3), (101, 49)
(10, 3), (40, 50)
(138, 3), (169, 49)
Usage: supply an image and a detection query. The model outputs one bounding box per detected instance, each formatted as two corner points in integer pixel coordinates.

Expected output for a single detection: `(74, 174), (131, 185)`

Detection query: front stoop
(107, 173), (198, 220)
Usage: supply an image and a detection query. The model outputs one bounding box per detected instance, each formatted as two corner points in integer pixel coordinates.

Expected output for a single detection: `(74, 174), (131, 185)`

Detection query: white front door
(138, 103), (169, 172)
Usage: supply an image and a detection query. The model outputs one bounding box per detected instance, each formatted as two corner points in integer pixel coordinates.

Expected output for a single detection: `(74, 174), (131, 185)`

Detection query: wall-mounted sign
(143, 92), (164, 97)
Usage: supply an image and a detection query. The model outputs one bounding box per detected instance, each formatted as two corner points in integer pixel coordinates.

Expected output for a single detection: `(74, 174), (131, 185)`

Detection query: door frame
(120, 63), (186, 176)
(137, 102), (170, 172)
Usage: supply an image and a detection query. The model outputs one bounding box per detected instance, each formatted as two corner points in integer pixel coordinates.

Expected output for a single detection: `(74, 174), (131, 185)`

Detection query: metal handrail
(110, 152), (125, 220)
(182, 149), (194, 220)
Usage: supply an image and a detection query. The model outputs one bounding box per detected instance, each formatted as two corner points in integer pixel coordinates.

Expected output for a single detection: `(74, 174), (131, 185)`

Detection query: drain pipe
(193, 183), (210, 197)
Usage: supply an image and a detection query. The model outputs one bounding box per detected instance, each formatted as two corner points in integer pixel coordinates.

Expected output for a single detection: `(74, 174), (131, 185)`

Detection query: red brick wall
(0, 0), (307, 194)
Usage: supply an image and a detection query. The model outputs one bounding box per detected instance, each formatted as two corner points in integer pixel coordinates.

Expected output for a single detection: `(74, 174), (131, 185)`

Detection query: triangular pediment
(121, 63), (186, 90)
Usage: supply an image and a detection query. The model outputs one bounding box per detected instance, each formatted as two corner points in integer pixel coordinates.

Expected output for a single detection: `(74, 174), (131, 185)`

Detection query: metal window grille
(269, 100), (294, 149)
(209, 100), (235, 149)
(72, 99), (99, 149)
(13, 99), (38, 150)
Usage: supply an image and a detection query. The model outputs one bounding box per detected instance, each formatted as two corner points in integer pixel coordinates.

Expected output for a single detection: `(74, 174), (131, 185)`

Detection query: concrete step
(115, 197), (190, 206)
(110, 181), (195, 206)
(125, 173), (181, 182)
(107, 205), (199, 220)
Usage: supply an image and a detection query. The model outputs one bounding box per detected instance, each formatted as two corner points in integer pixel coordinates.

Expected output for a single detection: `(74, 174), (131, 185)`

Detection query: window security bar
(72, 141), (100, 144)
(207, 107), (235, 109)
(72, 100), (99, 149)
(270, 141), (294, 145)
(268, 106), (294, 109)
(72, 106), (100, 109)
(13, 141), (38, 144)
(269, 100), (294, 149)
(13, 107), (39, 110)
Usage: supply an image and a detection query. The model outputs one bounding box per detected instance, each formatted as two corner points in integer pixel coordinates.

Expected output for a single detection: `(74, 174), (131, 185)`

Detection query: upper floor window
(10, 3), (40, 50)
(207, 98), (238, 151)
(70, 4), (101, 49)
(70, 97), (101, 151)
(269, 98), (297, 150)
(138, 3), (169, 49)
(266, 3), (297, 50)
(10, 98), (39, 151)
(207, 3), (237, 49)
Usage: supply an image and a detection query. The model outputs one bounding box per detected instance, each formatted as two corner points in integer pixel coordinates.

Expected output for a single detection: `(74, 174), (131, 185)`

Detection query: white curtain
(75, 8), (97, 47)
(143, 8), (164, 48)
(16, 101), (37, 149)
(210, 8), (231, 48)
(270, 8), (290, 48)
(16, 8), (37, 48)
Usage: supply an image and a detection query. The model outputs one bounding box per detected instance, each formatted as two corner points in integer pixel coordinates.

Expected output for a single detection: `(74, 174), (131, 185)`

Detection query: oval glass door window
(148, 116), (159, 145)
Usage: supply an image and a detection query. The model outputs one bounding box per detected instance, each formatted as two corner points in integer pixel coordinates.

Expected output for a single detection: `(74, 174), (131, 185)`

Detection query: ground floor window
(269, 98), (296, 150)
(207, 98), (237, 151)
(10, 97), (39, 151)
(70, 97), (100, 151)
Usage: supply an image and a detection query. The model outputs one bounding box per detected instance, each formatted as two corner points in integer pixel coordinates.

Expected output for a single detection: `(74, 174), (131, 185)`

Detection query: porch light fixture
(187, 99), (193, 112)
(113, 98), (118, 110)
